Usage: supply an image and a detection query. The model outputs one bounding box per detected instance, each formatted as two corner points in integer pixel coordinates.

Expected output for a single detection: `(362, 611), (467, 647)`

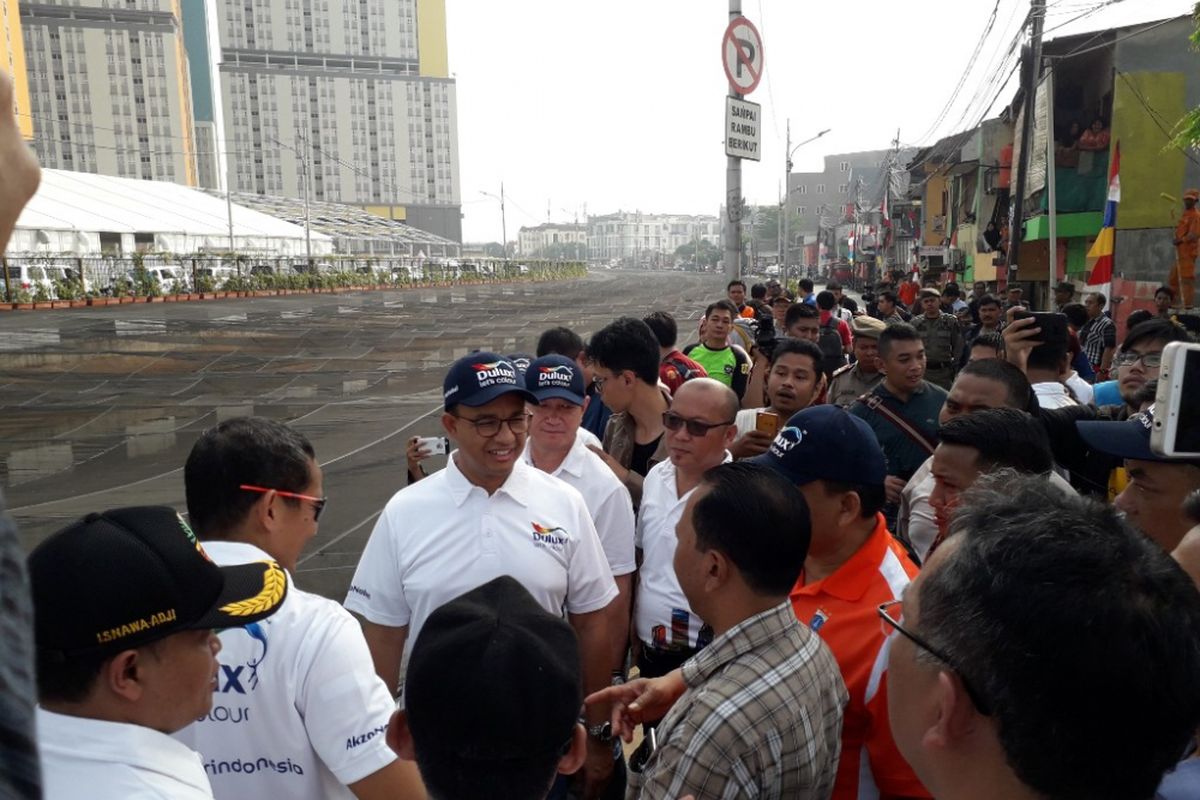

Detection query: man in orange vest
(1170, 188), (1200, 310)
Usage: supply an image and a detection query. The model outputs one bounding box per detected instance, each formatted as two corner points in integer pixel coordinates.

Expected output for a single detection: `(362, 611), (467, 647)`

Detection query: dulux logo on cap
(770, 425), (805, 457)
(473, 360), (517, 389)
(536, 364), (575, 389)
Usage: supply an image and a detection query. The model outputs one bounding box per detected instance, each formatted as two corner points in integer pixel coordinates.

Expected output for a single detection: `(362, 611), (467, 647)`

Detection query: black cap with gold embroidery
(29, 506), (288, 660)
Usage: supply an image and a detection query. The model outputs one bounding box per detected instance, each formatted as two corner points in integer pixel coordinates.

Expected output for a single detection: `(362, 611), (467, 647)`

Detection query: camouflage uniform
(827, 363), (884, 409)
(912, 312), (963, 390)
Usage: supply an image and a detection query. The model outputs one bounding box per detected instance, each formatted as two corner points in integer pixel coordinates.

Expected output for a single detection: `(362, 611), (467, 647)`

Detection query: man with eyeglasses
(345, 353), (619, 797)
(179, 417), (425, 800)
(884, 476), (1200, 800)
(632, 379), (737, 708)
(1009, 318), (1191, 499)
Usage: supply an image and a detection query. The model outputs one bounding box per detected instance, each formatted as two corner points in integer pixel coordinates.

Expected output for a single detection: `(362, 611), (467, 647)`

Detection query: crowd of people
(3, 65), (1200, 800)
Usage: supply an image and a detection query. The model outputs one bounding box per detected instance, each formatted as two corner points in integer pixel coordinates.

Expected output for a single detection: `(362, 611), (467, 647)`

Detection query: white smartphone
(416, 436), (449, 456)
(1151, 341), (1200, 459)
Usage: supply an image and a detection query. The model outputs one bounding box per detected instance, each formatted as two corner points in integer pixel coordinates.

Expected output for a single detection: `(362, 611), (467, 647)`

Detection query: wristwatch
(585, 720), (613, 743)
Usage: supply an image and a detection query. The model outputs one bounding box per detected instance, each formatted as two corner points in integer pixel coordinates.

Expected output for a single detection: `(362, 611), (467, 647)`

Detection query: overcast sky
(446, 0), (1193, 242)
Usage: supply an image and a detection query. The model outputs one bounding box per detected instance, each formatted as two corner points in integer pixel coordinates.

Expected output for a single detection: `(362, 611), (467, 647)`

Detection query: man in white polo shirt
(634, 378), (737, 708)
(175, 417), (423, 800)
(346, 352), (619, 796)
(28, 506), (288, 800)
(522, 355), (636, 680)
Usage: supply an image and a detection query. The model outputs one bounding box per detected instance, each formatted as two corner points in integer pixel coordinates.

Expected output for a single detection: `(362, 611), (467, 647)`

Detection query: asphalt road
(0, 269), (724, 600)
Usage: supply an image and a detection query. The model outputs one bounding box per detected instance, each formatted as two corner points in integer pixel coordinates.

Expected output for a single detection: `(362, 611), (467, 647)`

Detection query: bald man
(631, 379), (739, 700)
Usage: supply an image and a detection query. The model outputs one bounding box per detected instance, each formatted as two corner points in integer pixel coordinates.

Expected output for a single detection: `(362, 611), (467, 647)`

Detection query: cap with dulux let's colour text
(524, 354), (586, 405)
(28, 506), (288, 660)
(443, 352), (537, 410)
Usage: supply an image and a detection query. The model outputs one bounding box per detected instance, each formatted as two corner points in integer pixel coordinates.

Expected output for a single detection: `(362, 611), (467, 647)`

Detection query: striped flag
(1087, 142), (1120, 284)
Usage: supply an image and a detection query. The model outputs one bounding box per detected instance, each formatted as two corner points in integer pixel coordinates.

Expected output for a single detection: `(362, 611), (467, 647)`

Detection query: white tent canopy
(8, 169), (332, 257)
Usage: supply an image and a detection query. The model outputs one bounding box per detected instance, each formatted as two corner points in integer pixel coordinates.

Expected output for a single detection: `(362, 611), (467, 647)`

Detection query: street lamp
(782, 123), (831, 287)
(480, 184), (507, 259)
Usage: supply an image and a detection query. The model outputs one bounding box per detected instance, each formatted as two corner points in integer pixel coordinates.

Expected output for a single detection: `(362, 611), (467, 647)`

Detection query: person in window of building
(1171, 189), (1200, 310)
(1054, 120), (1082, 168)
(981, 222), (1002, 254)
(886, 477), (1200, 800)
(1077, 117), (1110, 152)
(31, 507), (288, 800)
(682, 301), (751, 400)
(589, 462), (847, 800)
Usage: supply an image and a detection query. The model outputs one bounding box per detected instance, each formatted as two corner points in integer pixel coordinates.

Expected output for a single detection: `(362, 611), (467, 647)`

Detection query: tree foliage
(1170, 3), (1200, 151)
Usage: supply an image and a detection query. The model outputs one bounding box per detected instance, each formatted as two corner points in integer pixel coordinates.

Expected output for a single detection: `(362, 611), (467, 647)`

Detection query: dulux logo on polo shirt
(213, 621), (270, 695)
(770, 426), (805, 457)
(536, 364), (574, 388)
(531, 522), (568, 551)
(473, 360), (517, 388)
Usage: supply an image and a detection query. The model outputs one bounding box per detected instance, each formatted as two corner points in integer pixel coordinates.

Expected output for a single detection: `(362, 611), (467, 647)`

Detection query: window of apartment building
(839, 184), (847, 194)
(796, 206), (806, 216)
(796, 185), (807, 195)
(840, 161), (849, 172)
(816, 184), (825, 194)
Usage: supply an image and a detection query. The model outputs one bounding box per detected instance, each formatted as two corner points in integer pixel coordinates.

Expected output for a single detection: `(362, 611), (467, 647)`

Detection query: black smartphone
(1012, 310), (1068, 347)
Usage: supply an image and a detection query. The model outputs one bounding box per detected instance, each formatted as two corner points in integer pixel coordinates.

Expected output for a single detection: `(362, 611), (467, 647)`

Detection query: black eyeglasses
(240, 484), (327, 521)
(1113, 351), (1162, 368)
(662, 412), (736, 437)
(450, 412), (531, 438)
(878, 600), (991, 716)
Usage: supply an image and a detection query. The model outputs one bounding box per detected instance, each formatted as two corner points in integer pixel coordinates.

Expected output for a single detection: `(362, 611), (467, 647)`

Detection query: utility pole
(299, 127), (313, 267)
(225, 144), (235, 254)
(1005, 0), (1045, 291)
(724, 0), (743, 280)
(500, 182), (508, 259)
(783, 119), (790, 287)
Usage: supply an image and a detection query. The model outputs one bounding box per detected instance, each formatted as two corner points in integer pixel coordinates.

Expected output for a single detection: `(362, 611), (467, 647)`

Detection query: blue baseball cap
(1076, 406), (1179, 462)
(524, 355), (586, 405)
(443, 352), (536, 410)
(506, 353), (534, 377)
(749, 405), (887, 487)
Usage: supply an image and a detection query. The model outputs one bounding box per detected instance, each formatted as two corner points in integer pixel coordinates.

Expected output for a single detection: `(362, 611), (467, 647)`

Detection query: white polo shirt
(345, 455), (618, 665)
(522, 432), (636, 576)
(174, 542), (397, 800)
(39, 708), (213, 800)
(634, 453), (731, 650)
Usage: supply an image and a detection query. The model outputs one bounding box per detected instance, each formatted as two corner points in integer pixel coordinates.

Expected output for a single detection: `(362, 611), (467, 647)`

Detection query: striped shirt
(790, 515), (930, 800)
(1079, 314), (1116, 369)
(629, 601), (847, 800)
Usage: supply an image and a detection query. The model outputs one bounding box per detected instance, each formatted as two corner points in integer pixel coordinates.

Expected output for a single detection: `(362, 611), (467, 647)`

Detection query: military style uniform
(827, 363), (884, 409)
(912, 312), (963, 390)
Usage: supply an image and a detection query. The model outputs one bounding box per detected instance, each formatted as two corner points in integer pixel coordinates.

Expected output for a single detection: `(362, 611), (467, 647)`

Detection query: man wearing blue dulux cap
(1077, 406), (1200, 553)
(521, 355), (636, 709)
(345, 352), (621, 797)
(749, 405), (929, 799)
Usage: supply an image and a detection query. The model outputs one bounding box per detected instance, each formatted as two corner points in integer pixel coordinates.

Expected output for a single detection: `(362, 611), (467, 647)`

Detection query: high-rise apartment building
(21, 0), (197, 184)
(186, 0), (461, 241)
(2, 0), (32, 139)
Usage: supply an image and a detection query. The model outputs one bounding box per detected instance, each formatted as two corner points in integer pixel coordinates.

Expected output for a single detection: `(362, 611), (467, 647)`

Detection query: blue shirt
(1093, 379), (1121, 407)
(849, 381), (948, 480)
